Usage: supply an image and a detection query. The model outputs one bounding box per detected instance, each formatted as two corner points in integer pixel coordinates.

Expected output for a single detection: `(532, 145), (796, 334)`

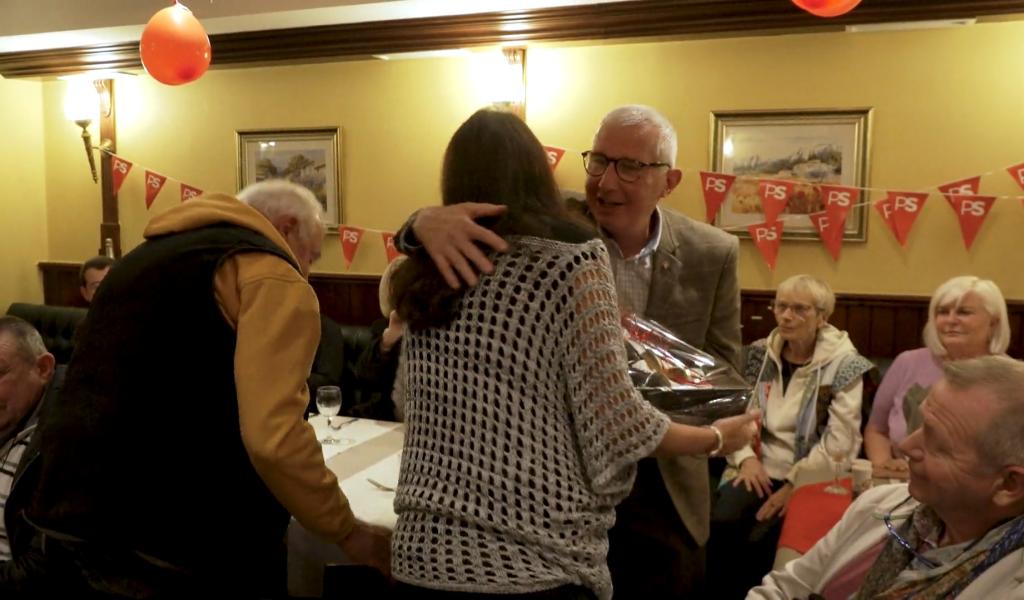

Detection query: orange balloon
(792, 0), (862, 17)
(139, 2), (211, 85)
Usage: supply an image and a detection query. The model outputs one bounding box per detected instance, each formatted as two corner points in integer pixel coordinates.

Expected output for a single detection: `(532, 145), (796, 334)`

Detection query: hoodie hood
(765, 323), (855, 369)
(143, 193), (298, 266)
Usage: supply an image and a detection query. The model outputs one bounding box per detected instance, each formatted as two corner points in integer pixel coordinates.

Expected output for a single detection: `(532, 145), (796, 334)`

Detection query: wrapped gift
(623, 313), (751, 425)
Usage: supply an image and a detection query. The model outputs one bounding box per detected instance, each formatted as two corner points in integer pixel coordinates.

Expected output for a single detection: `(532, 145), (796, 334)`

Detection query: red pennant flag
(1006, 162), (1024, 191)
(381, 232), (401, 263)
(180, 184), (203, 203)
(878, 191), (928, 247)
(819, 184), (859, 238)
(757, 179), (794, 223)
(338, 225), (364, 268)
(747, 220), (784, 271)
(110, 155), (133, 196)
(950, 194), (996, 250)
(808, 212), (842, 262)
(937, 176), (981, 210)
(543, 146), (566, 170)
(144, 170), (167, 209)
(699, 171), (736, 223)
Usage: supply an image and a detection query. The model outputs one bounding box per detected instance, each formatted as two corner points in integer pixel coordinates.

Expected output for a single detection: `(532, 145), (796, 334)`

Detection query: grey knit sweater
(392, 236), (670, 599)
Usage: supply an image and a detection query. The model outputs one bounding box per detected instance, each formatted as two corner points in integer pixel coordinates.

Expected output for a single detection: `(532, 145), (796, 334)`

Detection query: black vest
(28, 224), (296, 577)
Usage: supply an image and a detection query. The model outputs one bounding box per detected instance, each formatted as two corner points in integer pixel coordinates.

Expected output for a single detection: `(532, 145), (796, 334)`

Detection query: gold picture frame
(237, 127), (343, 230)
(710, 108), (872, 241)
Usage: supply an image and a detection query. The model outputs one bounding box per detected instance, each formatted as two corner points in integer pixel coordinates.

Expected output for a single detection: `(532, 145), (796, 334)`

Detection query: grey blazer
(644, 207), (741, 545)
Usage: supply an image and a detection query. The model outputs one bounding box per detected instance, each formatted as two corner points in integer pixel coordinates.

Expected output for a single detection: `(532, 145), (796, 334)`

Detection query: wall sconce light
(63, 77), (113, 183)
(475, 47), (527, 119)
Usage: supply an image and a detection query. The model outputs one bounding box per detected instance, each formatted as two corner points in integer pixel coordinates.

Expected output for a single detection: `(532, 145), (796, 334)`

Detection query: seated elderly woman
(864, 275), (1009, 476)
(708, 274), (874, 599)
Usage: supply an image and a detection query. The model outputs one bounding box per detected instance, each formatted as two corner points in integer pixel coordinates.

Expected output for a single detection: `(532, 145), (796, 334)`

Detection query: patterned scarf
(856, 501), (1024, 599)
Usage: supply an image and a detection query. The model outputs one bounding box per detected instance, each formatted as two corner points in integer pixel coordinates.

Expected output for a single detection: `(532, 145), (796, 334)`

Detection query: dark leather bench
(5, 302), (88, 364)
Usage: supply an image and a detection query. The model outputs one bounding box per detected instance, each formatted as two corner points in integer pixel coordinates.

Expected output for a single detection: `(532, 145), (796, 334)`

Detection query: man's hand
(755, 483), (794, 522)
(339, 521), (392, 577)
(732, 457), (773, 499)
(411, 203), (509, 289)
(712, 410), (761, 456)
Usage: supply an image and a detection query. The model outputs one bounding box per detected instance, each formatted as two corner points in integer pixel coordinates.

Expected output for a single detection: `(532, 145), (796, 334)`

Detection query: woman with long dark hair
(389, 109), (757, 600)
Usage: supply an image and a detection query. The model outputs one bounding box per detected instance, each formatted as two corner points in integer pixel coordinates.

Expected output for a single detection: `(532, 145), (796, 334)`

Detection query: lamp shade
(63, 78), (98, 121)
(792, 0), (862, 17)
(139, 2), (211, 86)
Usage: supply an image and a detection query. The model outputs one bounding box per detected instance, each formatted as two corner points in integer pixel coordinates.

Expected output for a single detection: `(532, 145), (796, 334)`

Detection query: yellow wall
(41, 19), (1024, 298)
(0, 77), (48, 308)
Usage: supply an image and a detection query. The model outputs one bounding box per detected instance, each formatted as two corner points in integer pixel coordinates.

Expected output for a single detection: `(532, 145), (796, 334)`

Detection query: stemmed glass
(316, 386), (343, 445)
(821, 422), (853, 495)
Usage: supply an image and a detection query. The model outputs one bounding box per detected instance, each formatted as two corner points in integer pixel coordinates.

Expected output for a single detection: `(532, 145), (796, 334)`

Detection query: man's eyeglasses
(882, 495), (940, 569)
(769, 301), (817, 318)
(582, 151), (670, 183)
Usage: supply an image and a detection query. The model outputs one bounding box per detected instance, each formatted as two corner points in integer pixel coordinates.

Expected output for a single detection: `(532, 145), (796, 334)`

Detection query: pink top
(867, 347), (943, 446)
(819, 536), (888, 600)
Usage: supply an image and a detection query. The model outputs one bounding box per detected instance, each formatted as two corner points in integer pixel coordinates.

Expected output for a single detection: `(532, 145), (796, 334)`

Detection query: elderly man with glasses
(748, 354), (1024, 599)
(396, 105), (741, 598)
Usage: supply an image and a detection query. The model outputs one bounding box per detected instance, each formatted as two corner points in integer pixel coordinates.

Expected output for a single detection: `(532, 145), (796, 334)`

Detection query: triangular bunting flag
(543, 146), (566, 170)
(181, 183), (203, 203)
(747, 220), (784, 271)
(819, 184), (858, 241)
(937, 176), (981, 210)
(878, 191), (928, 247)
(874, 196), (899, 241)
(381, 232), (401, 263)
(699, 171), (736, 223)
(110, 155), (133, 196)
(809, 212), (842, 262)
(1007, 162), (1024, 191)
(338, 225), (364, 269)
(144, 170), (168, 209)
(757, 179), (794, 223)
(950, 194), (996, 250)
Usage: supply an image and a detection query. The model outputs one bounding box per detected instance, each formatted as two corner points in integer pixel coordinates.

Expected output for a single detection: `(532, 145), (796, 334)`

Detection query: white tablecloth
(287, 416), (404, 597)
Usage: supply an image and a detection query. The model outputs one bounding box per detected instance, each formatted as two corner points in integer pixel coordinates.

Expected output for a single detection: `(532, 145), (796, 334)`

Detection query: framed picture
(709, 108), (872, 241)
(237, 127), (342, 230)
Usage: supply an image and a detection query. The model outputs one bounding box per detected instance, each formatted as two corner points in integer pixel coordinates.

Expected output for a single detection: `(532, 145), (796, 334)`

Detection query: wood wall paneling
(36, 263), (1024, 359)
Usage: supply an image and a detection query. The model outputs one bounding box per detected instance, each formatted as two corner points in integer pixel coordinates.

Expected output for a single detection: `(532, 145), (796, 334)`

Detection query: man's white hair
(237, 179), (325, 242)
(596, 104), (678, 166)
(0, 316), (48, 364)
(942, 355), (1024, 467)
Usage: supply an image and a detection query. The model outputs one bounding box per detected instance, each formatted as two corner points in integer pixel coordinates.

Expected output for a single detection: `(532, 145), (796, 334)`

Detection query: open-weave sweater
(393, 236), (670, 599)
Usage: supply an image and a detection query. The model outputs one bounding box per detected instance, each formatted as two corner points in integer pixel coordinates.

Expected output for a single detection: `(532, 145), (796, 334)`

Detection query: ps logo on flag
(825, 190), (851, 207)
(183, 189), (199, 200)
(946, 184), (974, 195)
(960, 200), (987, 216)
(114, 160), (129, 174)
(764, 183), (787, 200)
(753, 226), (778, 242)
(546, 151), (558, 166)
(894, 195), (920, 212)
(147, 174), (162, 188)
(704, 177), (728, 193)
(343, 230), (359, 243)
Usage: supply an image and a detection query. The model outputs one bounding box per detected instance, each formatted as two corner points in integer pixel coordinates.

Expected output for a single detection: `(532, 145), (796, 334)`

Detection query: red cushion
(777, 478), (853, 554)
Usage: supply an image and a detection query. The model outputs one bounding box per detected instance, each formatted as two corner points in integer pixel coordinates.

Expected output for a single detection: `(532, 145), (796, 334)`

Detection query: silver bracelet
(706, 425), (724, 457)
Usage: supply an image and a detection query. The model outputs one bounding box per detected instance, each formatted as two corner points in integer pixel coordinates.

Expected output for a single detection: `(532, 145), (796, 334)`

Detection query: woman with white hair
(708, 274), (874, 599)
(864, 275), (1010, 474)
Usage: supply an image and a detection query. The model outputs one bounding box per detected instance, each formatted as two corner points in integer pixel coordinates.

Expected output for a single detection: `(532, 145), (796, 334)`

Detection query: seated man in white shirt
(748, 355), (1024, 599)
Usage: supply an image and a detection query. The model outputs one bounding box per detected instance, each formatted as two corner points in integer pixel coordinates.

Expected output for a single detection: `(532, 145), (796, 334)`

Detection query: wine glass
(821, 423), (853, 495)
(316, 386), (342, 445)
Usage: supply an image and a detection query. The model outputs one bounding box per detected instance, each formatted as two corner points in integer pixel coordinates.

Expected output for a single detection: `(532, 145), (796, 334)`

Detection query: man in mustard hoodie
(25, 180), (388, 598)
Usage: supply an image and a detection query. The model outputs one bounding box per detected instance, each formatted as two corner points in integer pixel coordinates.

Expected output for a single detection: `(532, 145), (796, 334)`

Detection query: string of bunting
(102, 146), (1024, 273)
(103, 149), (401, 269)
(543, 144), (1024, 271)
